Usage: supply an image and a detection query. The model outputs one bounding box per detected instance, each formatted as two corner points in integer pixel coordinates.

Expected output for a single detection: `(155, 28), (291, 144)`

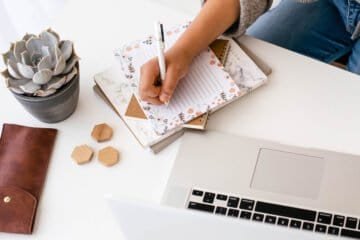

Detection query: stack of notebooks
(93, 23), (271, 153)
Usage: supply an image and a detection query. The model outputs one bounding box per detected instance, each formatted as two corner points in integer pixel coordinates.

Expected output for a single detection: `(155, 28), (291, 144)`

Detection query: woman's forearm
(173, 0), (240, 60)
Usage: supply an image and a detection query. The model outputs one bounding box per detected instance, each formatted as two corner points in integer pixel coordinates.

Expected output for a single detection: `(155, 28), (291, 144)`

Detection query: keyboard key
(192, 189), (203, 196)
(253, 213), (264, 222)
(315, 224), (327, 233)
(240, 211), (252, 220)
(188, 202), (214, 213)
(265, 215), (276, 224)
(255, 201), (316, 222)
(303, 222), (314, 231)
(216, 194), (227, 201)
(290, 220), (301, 229)
(317, 212), (332, 224)
(346, 217), (358, 229)
(239, 199), (255, 211)
(203, 192), (215, 204)
(328, 226), (340, 236)
(215, 207), (227, 215)
(333, 215), (345, 227)
(341, 229), (360, 239)
(277, 217), (289, 227)
(227, 197), (240, 208)
(227, 209), (239, 217)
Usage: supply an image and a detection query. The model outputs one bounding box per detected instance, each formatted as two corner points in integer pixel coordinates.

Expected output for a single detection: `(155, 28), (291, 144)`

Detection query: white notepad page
(116, 23), (242, 135)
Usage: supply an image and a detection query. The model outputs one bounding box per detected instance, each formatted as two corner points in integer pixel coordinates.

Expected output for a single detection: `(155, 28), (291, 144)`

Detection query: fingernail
(160, 93), (171, 104)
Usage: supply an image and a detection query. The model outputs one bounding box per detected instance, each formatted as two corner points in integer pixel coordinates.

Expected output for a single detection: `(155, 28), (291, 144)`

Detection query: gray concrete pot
(12, 71), (80, 123)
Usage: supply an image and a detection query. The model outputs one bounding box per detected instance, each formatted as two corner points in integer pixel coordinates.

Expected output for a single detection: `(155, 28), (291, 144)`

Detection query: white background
(0, 0), (281, 55)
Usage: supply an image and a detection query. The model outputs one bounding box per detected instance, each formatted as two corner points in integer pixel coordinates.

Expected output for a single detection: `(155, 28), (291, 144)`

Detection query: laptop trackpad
(251, 148), (325, 199)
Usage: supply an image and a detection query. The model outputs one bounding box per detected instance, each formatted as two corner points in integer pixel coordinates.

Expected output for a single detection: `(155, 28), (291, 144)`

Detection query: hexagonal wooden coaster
(98, 146), (119, 167)
(91, 123), (113, 142)
(71, 145), (94, 165)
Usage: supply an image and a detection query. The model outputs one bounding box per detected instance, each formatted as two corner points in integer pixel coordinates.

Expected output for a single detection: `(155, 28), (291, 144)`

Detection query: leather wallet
(0, 124), (57, 234)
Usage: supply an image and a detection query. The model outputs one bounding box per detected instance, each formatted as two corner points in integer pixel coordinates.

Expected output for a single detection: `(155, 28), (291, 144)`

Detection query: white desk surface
(1, 0), (360, 239)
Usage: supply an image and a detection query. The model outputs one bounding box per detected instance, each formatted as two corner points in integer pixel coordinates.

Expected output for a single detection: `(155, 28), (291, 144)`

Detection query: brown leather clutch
(0, 124), (57, 234)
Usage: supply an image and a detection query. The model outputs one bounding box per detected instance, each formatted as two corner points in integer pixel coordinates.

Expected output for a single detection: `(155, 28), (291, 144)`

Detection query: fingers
(140, 56), (185, 105)
(143, 96), (163, 105)
(159, 67), (181, 103)
(139, 59), (161, 103)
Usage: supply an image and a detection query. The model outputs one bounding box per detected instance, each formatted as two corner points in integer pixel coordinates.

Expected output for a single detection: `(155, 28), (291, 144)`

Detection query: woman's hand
(139, 0), (240, 105)
(139, 46), (192, 105)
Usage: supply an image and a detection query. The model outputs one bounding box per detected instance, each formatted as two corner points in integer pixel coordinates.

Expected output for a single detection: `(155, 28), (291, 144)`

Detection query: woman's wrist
(167, 42), (196, 65)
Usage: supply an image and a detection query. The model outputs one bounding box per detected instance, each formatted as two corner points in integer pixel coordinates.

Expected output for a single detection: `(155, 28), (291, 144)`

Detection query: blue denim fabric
(247, 0), (360, 74)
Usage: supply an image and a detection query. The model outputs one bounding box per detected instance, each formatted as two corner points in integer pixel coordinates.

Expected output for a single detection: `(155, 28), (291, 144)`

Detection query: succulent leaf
(46, 76), (66, 90)
(14, 41), (26, 62)
(21, 51), (31, 65)
(65, 67), (78, 84)
(2, 51), (16, 65)
(62, 55), (80, 74)
(7, 59), (22, 79)
(22, 33), (36, 42)
(32, 69), (53, 85)
(26, 37), (44, 56)
(1, 69), (10, 80)
(38, 55), (52, 70)
(9, 86), (25, 94)
(35, 88), (57, 97)
(46, 29), (60, 42)
(53, 55), (66, 75)
(40, 30), (59, 48)
(19, 81), (41, 94)
(60, 40), (73, 61)
(17, 62), (35, 79)
(41, 46), (50, 57)
(7, 77), (31, 88)
(55, 47), (62, 59)
(31, 52), (43, 66)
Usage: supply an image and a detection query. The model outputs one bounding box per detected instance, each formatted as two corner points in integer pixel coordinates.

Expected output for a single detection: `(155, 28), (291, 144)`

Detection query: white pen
(154, 21), (166, 83)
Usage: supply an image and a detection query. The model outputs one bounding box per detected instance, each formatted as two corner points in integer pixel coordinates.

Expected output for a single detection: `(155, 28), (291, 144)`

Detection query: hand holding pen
(139, 22), (191, 105)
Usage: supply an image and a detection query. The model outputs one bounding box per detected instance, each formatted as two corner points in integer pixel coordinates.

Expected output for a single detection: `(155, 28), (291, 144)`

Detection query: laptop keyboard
(186, 188), (360, 239)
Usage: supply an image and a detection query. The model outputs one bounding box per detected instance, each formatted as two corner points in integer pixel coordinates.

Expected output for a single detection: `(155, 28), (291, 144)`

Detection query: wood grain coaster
(71, 145), (94, 165)
(98, 146), (120, 167)
(91, 123), (113, 142)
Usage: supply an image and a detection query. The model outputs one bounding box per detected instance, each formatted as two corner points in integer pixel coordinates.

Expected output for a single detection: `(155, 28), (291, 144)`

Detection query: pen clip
(160, 23), (165, 43)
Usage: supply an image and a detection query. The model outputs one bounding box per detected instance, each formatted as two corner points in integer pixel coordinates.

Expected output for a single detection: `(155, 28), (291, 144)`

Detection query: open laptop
(162, 131), (360, 239)
(107, 197), (331, 240)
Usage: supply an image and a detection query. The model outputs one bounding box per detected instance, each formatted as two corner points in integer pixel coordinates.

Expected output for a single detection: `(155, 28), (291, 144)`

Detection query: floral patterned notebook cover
(115, 23), (268, 135)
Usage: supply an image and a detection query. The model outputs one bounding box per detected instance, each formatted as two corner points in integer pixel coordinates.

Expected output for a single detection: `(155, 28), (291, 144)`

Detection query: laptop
(162, 131), (360, 239)
(107, 197), (329, 240)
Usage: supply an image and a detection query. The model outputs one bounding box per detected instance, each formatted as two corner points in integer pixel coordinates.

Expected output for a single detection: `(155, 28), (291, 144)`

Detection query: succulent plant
(1, 29), (79, 97)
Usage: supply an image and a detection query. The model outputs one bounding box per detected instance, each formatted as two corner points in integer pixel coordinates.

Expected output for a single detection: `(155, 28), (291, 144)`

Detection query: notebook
(93, 39), (231, 151)
(121, 39), (230, 131)
(115, 23), (253, 135)
(95, 29), (269, 150)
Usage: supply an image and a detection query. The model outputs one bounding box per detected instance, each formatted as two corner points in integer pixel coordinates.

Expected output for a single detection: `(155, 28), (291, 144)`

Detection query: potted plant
(1, 29), (80, 123)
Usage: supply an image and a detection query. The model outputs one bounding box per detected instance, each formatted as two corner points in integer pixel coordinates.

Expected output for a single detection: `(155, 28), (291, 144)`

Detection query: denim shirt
(287, 0), (360, 39)
(221, 0), (360, 40)
(327, 0), (360, 40)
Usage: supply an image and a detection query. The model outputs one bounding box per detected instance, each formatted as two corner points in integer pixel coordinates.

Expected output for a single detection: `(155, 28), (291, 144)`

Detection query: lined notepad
(116, 23), (242, 135)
